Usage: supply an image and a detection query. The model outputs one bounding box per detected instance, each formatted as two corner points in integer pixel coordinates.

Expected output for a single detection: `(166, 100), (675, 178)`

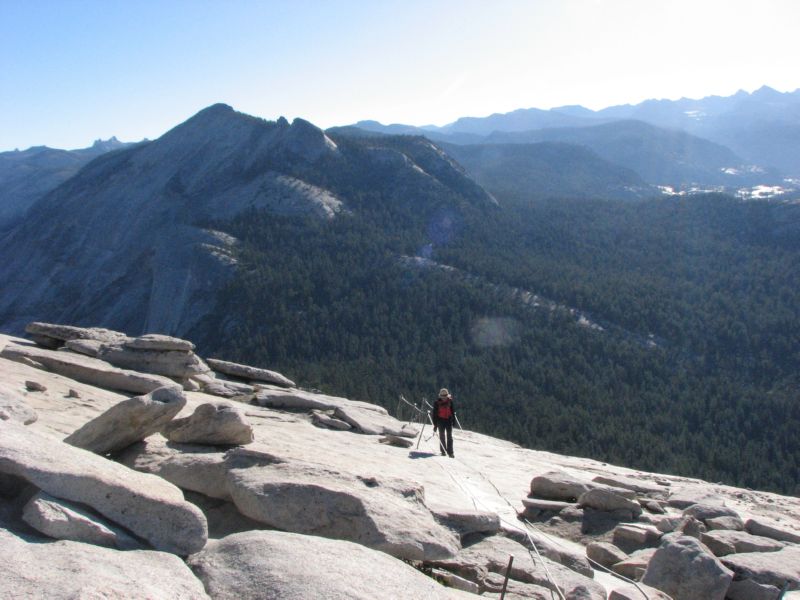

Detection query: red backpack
(437, 400), (453, 420)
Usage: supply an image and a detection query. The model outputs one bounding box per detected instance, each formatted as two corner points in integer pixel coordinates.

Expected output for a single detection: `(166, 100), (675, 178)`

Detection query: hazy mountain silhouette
(440, 141), (654, 201)
(349, 86), (800, 181)
(595, 86), (800, 174)
(485, 120), (771, 187)
(0, 138), (132, 231)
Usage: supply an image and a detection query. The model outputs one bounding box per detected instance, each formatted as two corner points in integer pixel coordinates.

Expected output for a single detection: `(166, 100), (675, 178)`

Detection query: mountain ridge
(366, 85), (800, 137)
(0, 104), (495, 337)
(484, 119), (763, 187)
(0, 137), (135, 231)
(349, 86), (800, 181)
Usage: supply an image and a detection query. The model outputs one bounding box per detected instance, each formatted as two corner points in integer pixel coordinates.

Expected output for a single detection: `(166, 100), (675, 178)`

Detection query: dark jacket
(431, 397), (456, 427)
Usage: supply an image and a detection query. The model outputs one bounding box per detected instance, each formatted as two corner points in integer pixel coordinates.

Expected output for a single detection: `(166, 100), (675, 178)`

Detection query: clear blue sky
(2, 0), (798, 150)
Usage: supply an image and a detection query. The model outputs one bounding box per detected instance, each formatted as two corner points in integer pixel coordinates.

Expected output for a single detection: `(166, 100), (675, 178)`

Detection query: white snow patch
(658, 185), (681, 196)
(323, 134), (338, 151)
(684, 110), (705, 120)
(737, 185), (788, 199)
(577, 315), (604, 331)
(200, 229), (239, 266)
(688, 185), (724, 194)
(427, 141), (447, 157)
(411, 163), (428, 176)
(722, 164), (765, 176)
(204, 230), (238, 247)
(660, 185), (724, 196)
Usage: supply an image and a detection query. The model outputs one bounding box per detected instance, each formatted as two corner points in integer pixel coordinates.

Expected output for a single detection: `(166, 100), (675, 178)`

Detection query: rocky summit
(0, 105), (493, 338)
(1, 324), (800, 599)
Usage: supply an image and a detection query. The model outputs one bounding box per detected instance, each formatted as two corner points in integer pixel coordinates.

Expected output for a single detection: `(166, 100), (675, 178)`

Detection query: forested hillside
(195, 147), (800, 495)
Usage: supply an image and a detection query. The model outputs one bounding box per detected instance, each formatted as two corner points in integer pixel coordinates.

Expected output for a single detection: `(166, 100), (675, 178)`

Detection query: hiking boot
(448, 453), (454, 458)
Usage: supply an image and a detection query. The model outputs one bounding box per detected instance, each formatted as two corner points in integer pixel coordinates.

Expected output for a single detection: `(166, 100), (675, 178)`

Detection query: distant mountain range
(439, 141), (653, 201)
(482, 120), (772, 188)
(0, 137), (132, 231)
(592, 85), (800, 174)
(347, 86), (800, 190)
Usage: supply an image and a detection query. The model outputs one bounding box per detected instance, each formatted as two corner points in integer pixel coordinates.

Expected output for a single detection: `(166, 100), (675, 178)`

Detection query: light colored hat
(439, 388), (450, 398)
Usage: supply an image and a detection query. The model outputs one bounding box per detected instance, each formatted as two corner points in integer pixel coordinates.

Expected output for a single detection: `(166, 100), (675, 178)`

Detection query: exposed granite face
(642, 535), (733, 600)
(206, 357), (294, 387)
(22, 491), (146, 550)
(0, 343), (179, 394)
(64, 386), (187, 454)
(0, 418), (208, 554)
(188, 530), (472, 600)
(721, 546), (800, 590)
(0, 106), (494, 339)
(162, 402), (254, 446)
(0, 109), (327, 336)
(0, 527), (210, 600)
(2, 328), (800, 600)
(0, 381), (37, 425)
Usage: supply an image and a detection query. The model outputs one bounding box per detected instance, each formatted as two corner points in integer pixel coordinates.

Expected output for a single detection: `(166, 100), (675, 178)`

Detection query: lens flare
(470, 317), (520, 348)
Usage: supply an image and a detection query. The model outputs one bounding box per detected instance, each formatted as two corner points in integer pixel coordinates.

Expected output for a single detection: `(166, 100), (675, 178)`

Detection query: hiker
(432, 388), (456, 458)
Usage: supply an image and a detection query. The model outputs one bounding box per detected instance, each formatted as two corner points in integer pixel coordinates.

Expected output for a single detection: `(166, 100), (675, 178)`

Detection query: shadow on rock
(408, 451), (438, 460)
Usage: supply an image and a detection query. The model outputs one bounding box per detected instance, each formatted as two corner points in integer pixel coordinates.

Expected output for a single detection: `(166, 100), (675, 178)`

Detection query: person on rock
(432, 388), (456, 458)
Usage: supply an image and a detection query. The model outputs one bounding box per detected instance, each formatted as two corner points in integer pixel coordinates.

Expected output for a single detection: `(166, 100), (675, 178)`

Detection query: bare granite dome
(1, 328), (799, 599)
